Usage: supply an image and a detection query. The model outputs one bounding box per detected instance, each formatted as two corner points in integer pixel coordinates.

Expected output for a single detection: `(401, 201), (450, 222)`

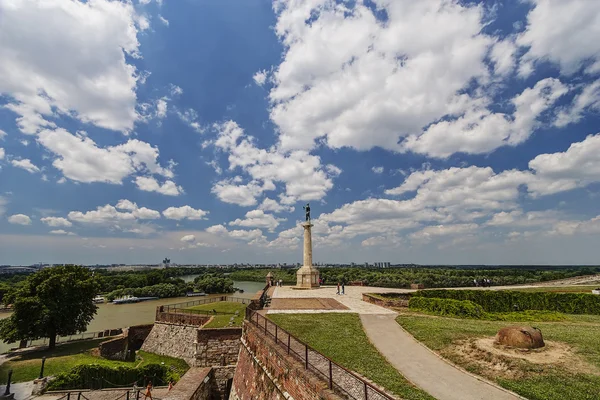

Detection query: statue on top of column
(303, 203), (311, 222)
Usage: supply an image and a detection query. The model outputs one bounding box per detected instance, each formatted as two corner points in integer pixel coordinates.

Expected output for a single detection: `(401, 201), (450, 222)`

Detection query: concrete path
(360, 314), (522, 400)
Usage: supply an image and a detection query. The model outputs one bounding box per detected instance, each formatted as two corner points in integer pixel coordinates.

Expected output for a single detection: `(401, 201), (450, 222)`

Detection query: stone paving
(268, 285), (409, 315)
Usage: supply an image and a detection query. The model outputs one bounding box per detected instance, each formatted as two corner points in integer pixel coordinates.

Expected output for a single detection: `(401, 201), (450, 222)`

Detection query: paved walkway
(360, 314), (521, 400)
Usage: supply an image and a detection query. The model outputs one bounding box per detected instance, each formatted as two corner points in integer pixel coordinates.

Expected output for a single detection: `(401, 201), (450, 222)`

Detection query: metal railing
(245, 309), (396, 400)
(161, 296), (251, 312)
(12, 329), (122, 349)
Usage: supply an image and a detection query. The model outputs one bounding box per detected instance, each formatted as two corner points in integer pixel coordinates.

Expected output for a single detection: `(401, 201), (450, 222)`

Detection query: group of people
(336, 281), (345, 295)
(473, 278), (493, 287)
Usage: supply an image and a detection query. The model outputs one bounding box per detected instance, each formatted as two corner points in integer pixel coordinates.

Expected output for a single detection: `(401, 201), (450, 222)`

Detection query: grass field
(396, 311), (600, 400)
(509, 285), (600, 293)
(268, 313), (434, 400)
(186, 301), (246, 328)
(0, 339), (189, 383)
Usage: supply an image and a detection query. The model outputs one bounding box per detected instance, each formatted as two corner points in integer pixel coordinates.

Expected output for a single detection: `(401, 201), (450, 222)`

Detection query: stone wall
(141, 322), (199, 365)
(99, 324), (154, 361)
(196, 328), (242, 367)
(163, 367), (219, 400)
(362, 293), (410, 308)
(156, 307), (212, 326)
(229, 321), (342, 400)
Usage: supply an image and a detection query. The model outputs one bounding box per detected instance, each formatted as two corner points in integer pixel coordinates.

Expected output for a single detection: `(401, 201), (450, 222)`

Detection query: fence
(245, 309), (395, 400)
(156, 296), (251, 325)
(16, 329), (122, 349)
(161, 296), (251, 312)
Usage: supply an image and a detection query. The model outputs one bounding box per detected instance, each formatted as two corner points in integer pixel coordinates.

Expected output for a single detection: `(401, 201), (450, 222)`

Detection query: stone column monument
(296, 203), (320, 289)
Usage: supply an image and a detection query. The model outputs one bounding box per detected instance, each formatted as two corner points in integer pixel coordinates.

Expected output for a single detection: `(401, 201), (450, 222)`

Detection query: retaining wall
(229, 321), (342, 400)
(99, 324), (154, 361)
(141, 323), (199, 365)
(362, 293), (410, 308)
(163, 367), (219, 400)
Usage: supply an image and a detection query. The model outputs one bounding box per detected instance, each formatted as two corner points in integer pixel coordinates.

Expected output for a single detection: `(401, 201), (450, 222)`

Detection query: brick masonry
(229, 321), (342, 400)
(99, 324), (154, 361)
(162, 367), (219, 400)
(196, 328), (242, 368)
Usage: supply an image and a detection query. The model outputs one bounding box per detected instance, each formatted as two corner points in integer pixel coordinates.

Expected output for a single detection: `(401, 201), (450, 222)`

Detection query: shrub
(48, 364), (169, 390)
(409, 297), (485, 319)
(412, 290), (600, 315)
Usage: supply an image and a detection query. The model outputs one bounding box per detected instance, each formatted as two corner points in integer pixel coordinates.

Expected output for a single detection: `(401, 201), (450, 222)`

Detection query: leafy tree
(0, 265), (98, 349)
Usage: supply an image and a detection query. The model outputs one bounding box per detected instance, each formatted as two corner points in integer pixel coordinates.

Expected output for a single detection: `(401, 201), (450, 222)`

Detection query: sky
(1, 0), (600, 266)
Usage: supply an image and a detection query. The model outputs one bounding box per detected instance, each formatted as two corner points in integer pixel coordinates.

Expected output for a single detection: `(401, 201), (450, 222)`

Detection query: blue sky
(1, 0), (600, 265)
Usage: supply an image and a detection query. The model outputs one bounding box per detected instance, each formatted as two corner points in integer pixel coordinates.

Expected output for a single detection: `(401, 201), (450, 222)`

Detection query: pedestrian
(473, 279), (477, 287)
(144, 381), (153, 400)
(336, 282), (340, 295)
(341, 281), (345, 295)
(168, 381), (173, 391)
(280, 279), (283, 287)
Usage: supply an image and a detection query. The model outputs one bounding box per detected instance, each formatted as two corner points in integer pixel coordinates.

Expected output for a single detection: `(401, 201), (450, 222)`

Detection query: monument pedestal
(296, 222), (320, 289)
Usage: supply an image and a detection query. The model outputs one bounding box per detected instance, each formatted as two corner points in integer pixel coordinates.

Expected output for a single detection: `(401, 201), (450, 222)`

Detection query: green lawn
(186, 301), (246, 328)
(509, 285), (600, 293)
(268, 313), (434, 400)
(396, 312), (600, 400)
(0, 339), (189, 383)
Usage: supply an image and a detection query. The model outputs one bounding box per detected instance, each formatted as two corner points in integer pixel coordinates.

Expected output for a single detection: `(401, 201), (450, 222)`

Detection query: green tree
(0, 265), (98, 349)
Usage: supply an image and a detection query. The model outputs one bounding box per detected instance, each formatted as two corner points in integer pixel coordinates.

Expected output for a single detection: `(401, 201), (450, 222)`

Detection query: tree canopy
(0, 265), (98, 349)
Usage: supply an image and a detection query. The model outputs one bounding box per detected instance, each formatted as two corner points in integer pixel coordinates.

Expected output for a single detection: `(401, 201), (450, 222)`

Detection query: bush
(409, 297), (485, 319)
(48, 364), (169, 390)
(412, 290), (600, 315)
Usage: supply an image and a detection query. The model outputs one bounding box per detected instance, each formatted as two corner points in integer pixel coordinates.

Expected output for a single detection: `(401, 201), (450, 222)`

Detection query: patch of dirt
(446, 337), (599, 380)
(269, 298), (349, 310)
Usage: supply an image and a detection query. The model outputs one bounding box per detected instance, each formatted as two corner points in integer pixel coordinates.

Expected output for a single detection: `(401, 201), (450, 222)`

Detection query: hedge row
(48, 364), (170, 390)
(412, 290), (600, 315)
(408, 297), (485, 319)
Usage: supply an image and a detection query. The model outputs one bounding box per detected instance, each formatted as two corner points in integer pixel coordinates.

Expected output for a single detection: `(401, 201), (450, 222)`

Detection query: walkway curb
(392, 315), (528, 400)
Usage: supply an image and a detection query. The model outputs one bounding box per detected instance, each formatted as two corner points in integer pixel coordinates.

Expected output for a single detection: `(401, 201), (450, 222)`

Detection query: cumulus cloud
(253, 70), (268, 86)
(229, 209), (283, 232)
(372, 166), (384, 174)
(0, 0), (143, 134)
(163, 205), (209, 220)
(10, 158), (40, 174)
(134, 176), (183, 196)
(180, 234), (195, 243)
(258, 198), (294, 213)
(211, 121), (339, 205)
(8, 214), (32, 225)
(37, 128), (176, 185)
(41, 217), (72, 228)
(0, 148), (4, 160)
(50, 229), (76, 236)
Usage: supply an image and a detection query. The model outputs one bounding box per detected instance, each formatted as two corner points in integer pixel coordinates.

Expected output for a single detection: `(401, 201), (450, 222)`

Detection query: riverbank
(0, 280), (264, 354)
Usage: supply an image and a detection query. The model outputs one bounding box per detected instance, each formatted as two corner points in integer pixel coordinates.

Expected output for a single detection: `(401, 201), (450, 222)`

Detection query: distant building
(163, 258), (171, 268)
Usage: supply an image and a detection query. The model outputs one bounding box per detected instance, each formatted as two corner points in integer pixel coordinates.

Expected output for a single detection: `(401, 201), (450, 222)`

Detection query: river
(0, 280), (264, 354)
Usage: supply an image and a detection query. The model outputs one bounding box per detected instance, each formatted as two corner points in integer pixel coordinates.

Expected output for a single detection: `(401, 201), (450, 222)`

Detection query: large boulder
(494, 326), (545, 349)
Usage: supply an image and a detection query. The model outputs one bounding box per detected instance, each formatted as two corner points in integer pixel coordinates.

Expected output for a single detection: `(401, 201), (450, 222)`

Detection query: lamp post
(39, 356), (47, 379)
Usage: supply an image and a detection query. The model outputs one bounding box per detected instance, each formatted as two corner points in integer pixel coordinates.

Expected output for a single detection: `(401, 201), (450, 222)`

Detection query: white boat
(93, 295), (105, 304)
(112, 295), (139, 304)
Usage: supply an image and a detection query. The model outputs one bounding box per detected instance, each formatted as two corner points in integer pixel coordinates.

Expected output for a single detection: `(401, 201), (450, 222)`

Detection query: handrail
(245, 308), (396, 400)
(160, 295), (251, 311)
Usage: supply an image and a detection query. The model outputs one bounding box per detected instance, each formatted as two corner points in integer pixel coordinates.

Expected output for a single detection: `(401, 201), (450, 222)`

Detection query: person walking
(336, 282), (340, 295)
(144, 381), (153, 400)
(341, 281), (345, 295)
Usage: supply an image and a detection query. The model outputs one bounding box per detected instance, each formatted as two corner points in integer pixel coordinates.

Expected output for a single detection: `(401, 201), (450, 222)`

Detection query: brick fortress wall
(229, 321), (342, 400)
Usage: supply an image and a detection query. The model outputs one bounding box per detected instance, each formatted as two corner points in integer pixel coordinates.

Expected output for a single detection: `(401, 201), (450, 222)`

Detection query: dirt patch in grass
(445, 337), (598, 381)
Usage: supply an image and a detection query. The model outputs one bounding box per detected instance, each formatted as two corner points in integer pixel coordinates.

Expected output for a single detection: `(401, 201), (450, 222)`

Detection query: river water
(0, 280), (264, 354)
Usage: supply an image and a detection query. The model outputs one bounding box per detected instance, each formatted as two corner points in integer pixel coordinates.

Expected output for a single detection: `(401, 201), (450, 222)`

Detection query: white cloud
(0, 148), (4, 160)
(41, 217), (72, 228)
(372, 166), (384, 174)
(258, 198), (294, 213)
(401, 78), (569, 158)
(555, 80), (600, 127)
(50, 229), (76, 236)
(212, 121), (338, 205)
(8, 214), (32, 225)
(490, 39), (517, 76)
(180, 234), (195, 243)
(115, 199), (138, 211)
(0, 0), (142, 133)
(156, 98), (168, 118)
(38, 128), (175, 184)
(162, 205), (208, 220)
(68, 205), (136, 225)
(409, 224), (478, 241)
(176, 108), (203, 133)
(269, 1), (493, 152)
(11, 158), (40, 174)
(253, 70), (268, 86)
(133, 207), (161, 220)
(517, 0), (600, 76)
(205, 224), (228, 236)
(528, 133), (600, 196)
(230, 209), (283, 232)
(158, 14), (169, 26)
(0, 129), (6, 140)
(134, 176), (183, 196)
(170, 84), (183, 96)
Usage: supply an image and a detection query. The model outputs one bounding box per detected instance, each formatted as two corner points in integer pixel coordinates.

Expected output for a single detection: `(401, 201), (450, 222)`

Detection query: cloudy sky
(1, 0), (600, 266)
